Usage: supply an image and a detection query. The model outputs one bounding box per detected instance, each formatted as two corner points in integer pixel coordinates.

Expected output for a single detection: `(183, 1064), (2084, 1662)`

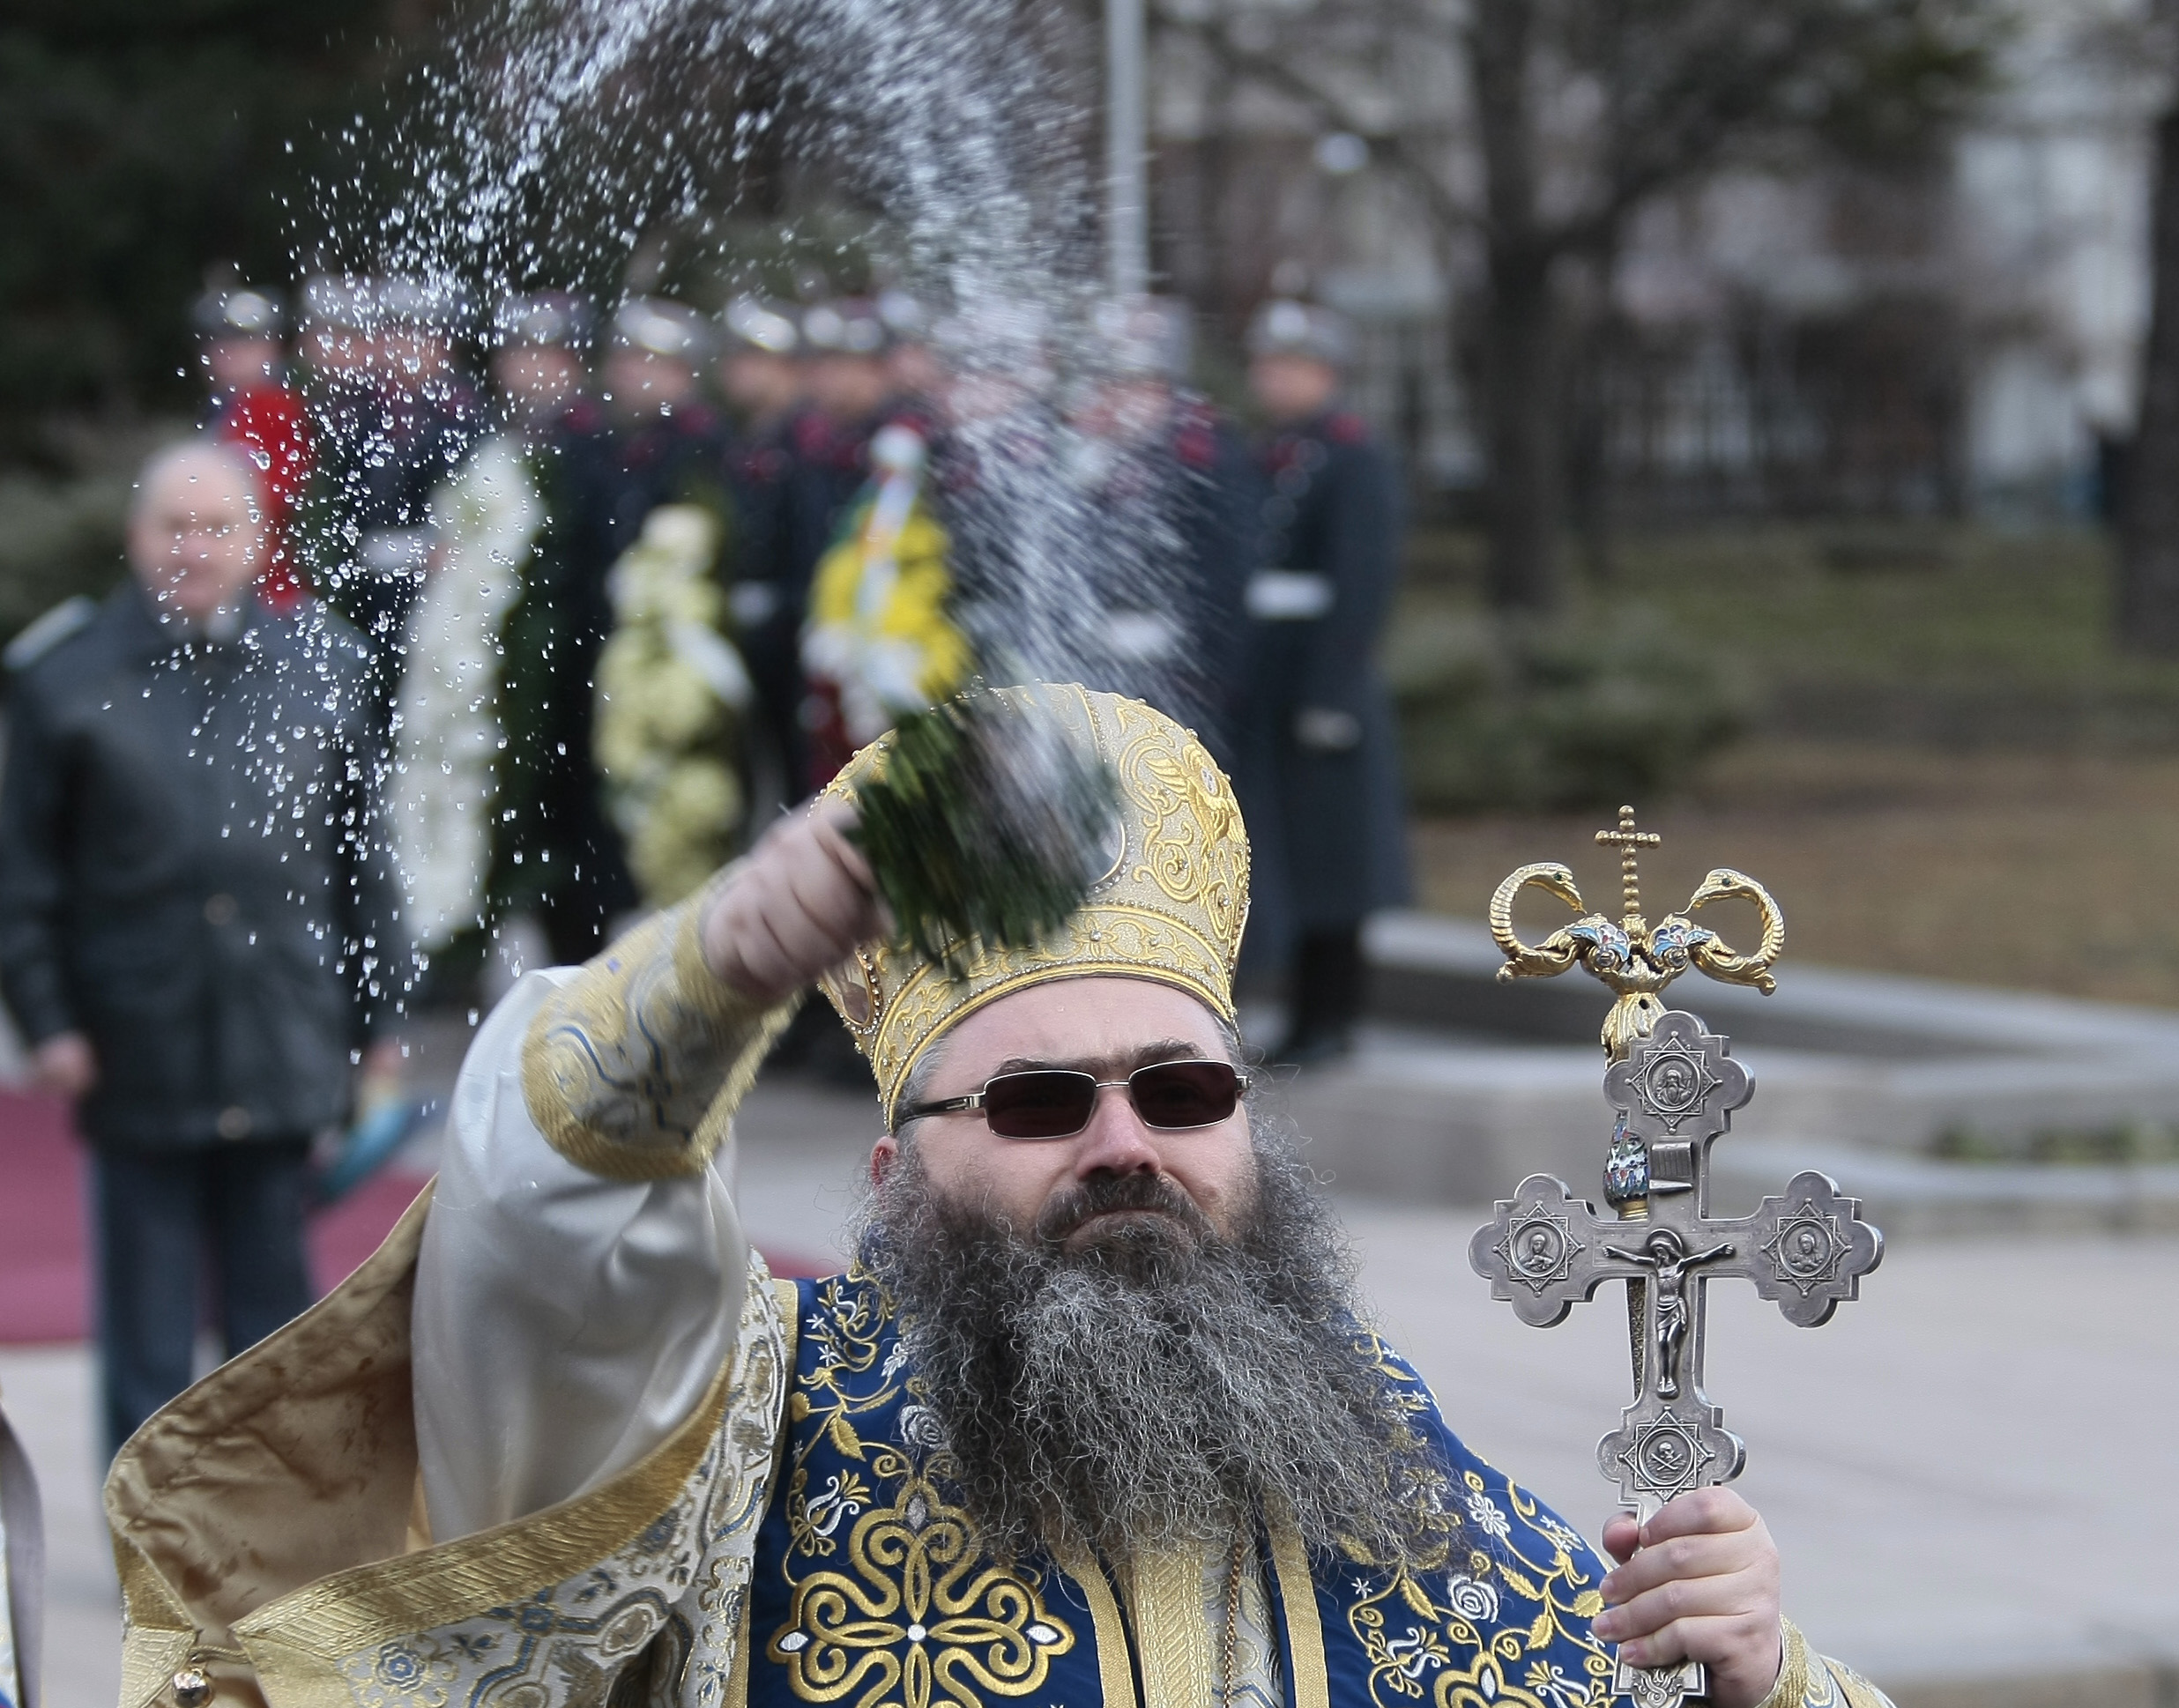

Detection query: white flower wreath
(391, 434), (543, 952)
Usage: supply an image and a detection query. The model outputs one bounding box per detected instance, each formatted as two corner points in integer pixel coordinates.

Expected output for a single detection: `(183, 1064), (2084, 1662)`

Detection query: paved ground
(8, 1076), (2176, 1707)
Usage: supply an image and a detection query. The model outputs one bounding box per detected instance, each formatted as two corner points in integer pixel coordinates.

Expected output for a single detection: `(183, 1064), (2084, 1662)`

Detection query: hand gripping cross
(1470, 812), (1883, 1708)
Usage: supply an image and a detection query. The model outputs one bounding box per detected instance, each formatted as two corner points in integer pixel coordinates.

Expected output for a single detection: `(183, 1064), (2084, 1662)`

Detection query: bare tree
(1158, 0), (1994, 612)
(2119, 3), (2179, 653)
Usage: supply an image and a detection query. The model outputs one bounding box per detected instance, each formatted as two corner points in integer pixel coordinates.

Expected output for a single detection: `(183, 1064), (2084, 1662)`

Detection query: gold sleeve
(1758, 1618), (1900, 1708)
(520, 873), (799, 1180)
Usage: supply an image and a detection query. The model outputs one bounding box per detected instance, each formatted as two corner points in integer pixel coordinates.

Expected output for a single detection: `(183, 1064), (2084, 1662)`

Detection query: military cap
(1091, 295), (1194, 382)
(875, 289), (930, 343)
(799, 299), (890, 357)
(376, 274), (476, 334)
(192, 283), (285, 340)
(301, 274), (376, 332)
(721, 296), (801, 356)
(494, 291), (595, 350)
(1245, 297), (1354, 368)
(611, 296), (718, 361)
(930, 297), (1050, 360)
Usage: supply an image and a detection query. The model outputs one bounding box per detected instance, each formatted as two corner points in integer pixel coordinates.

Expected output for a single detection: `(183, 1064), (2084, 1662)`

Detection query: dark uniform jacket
(778, 407), (880, 604)
(1239, 407), (1411, 947)
(517, 404), (732, 939)
(307, 375), (480, 735)
(723, 418), (808, 806)
(1073, 392), (1257, 768)
(0, 586), (402, 1149)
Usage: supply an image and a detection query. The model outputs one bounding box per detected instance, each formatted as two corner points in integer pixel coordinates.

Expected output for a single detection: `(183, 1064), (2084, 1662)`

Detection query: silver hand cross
(1476, 815), (1882, 1704)
(1469, 1009), (1883, 1705)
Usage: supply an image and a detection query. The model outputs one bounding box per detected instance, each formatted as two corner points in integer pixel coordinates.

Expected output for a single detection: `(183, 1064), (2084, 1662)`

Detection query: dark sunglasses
(896, 1059), (1250, 1140)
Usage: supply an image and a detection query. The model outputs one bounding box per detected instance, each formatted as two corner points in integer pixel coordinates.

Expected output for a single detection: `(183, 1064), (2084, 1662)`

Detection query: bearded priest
(102, 687), (1892, 1708)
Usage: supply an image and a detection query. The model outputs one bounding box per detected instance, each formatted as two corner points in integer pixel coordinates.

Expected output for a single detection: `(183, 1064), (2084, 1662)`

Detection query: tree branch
(1150, 4), (1481, 240)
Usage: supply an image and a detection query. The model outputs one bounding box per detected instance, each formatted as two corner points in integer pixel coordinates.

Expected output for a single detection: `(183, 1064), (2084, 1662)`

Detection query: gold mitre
(817, 684), (1250, 1125)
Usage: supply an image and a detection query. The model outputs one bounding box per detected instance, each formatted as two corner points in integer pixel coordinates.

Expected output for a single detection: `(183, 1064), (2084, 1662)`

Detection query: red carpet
(0, 1088), (824, 1345)
(0, 1088), (432, 1345)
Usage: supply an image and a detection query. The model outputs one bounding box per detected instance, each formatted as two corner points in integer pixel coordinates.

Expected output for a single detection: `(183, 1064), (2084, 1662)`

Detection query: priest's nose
(1070, 1084), (1164, 1177)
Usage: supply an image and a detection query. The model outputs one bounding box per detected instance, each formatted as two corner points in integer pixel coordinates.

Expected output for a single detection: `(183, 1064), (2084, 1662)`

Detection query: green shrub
(0, 471), (130, 645)
(1932, 1120), (2179, 1166)
(1387, 603), (1747, 813)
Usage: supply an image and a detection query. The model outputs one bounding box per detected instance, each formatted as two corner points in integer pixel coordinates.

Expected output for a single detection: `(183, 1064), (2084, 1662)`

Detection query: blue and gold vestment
(749, 1268), (1619, 1708)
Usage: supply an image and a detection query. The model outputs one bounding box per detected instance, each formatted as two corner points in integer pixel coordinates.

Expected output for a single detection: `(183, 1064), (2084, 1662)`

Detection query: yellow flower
(594, 503), (748, 906)
(805, 481), (972, 744)
(629, 758), (741, 904)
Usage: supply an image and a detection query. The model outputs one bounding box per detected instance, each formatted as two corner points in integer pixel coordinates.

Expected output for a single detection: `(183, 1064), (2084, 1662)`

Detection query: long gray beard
(853, 1128), (1456, 1571)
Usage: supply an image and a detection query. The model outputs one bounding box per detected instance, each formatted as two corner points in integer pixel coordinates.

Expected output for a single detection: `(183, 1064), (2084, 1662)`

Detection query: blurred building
(1149, 0), (2160, 522)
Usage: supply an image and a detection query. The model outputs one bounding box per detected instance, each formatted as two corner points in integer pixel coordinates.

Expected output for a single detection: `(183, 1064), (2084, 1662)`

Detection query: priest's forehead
(924, 977), (1241, 1086)
(988, 1036), (1210, 1080)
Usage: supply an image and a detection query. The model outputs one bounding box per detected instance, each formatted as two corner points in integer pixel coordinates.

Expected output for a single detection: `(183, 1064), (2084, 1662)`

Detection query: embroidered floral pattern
(1342, 1352), (1616, 1708)
(762, 1271), (1078, 1708)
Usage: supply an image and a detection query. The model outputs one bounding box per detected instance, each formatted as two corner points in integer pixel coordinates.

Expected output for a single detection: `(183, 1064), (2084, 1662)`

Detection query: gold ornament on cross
(1488, 806), (1785, 1059)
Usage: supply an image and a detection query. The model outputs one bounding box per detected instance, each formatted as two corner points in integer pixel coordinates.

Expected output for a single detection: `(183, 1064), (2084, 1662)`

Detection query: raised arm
(413, 802), (882, 1539)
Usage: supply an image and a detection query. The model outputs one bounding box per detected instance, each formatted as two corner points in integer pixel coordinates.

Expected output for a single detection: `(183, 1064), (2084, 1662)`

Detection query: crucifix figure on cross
(1469, 808), (1884, 1708)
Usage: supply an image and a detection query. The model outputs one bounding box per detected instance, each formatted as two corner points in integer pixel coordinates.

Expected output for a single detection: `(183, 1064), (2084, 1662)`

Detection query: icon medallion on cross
(1469, 810), (1884, 1707)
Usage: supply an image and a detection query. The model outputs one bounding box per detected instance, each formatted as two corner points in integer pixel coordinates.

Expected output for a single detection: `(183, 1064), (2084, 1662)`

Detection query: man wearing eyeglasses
(100, 687), (1890, 1708)
(0, 439), (405, 1462)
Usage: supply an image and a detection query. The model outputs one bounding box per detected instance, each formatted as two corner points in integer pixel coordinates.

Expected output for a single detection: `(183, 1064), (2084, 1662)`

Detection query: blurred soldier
(932, 297), (1053, 431)
(576, 297), (728, 554)
(0, 440), (403, 1457)
(718, 297), (808, 809)
(784, 299), (906, 615)
(491, 290), (594, 429)
(1238, 299), (1409, 1064)
(718, 296), (805, 435)
(533, 297), (730, 961)
(1069, 296), (1255, 763)
(303, 274), (481, 750)
(920, 297), (1064, 686)
(396, 293), (594, 981)
(193, 277), (311, 612)
(878, 287), (945, 408)
(296, 272), (376, 395)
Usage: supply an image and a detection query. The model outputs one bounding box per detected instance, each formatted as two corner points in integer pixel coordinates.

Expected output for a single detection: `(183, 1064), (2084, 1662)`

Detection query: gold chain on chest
(1221, 1533), (1246, 1708)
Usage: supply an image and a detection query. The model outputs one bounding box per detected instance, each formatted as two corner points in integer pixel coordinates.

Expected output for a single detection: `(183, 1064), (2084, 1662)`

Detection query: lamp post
(1106, 0), (1149, 300)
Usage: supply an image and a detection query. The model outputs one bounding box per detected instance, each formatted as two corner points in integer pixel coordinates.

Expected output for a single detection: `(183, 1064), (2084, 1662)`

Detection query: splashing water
(293, 0), (1218, 995)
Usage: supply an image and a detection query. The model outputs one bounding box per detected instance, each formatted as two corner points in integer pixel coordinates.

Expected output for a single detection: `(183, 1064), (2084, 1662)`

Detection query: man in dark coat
(1238, 299), (1410, 1063)
(0, 440), (405, 1456)
(782, 300), (896, 568)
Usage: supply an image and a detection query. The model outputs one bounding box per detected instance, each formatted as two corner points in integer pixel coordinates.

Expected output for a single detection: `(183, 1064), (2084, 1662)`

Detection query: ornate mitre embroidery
(814, 685), (1250, 1125)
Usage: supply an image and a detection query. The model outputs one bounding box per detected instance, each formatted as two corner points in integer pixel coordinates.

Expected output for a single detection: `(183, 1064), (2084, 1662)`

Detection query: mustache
(1032, 1170), (1215, 1247)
